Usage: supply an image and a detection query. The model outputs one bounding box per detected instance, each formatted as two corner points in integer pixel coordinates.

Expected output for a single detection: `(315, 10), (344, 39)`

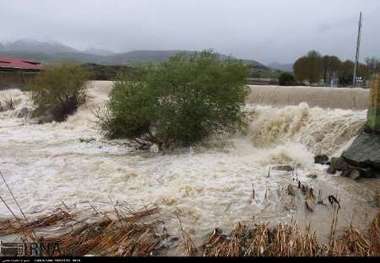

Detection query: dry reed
(0, 205), (379, 256)
(201, 212), (380, 257)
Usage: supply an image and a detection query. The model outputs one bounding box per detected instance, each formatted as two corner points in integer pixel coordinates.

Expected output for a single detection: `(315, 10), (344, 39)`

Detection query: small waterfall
(247, 103), (366, 155)
(247, 85), (369, 110)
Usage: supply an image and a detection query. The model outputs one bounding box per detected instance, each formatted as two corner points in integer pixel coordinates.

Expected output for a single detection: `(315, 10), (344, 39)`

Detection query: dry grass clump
(0, 205), (175, 256)
(369, 212), (380, 252)
(331, 212), (380, 256)
(201, 223), (320, 256)
(332, 226), (372, 256)
(0, 208), (73, 237)
(0, 204), (379, 257)
(201, 212), (380, 257)
(178, 222), (198, 256)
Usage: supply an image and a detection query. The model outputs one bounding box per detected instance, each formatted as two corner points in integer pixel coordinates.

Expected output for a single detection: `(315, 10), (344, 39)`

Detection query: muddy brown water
(0, 82), (379, 250)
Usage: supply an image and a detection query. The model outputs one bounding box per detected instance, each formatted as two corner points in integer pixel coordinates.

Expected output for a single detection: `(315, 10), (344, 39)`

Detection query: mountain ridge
(268, 62), (293, 72)
(0, 40), (268, 69)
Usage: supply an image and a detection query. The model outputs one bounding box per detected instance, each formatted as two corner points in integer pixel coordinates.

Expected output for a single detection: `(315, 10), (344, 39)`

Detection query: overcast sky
(0, 0), (379, 64)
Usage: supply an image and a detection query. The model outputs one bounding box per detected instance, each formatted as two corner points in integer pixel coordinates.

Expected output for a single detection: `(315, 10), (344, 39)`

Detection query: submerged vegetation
(30, 63), (90, 122)
(98, 51), (249, 149)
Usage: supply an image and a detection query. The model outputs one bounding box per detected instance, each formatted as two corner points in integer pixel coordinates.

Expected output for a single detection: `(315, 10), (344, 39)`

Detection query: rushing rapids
(0, 81), (379, 245)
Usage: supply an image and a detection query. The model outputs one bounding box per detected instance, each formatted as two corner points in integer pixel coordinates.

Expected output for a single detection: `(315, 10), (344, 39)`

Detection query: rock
(357, 167), (375, 178)
(16, 107), (30, 118)
(341, 168), (353, 177)
(306, 174), (318, 179)
(79, 138), (96, 143)
(328, 157), (350, 175)
(327, 165), (337, 174)
(328, 156), (372, 179)
(37, 113), (55, 124)
(348, 169), (361, 180)
(272, 165), (294, 172)
(342, 130), (380, 178)
(330, 157), (349, 171)
(314, 154), (329, 165)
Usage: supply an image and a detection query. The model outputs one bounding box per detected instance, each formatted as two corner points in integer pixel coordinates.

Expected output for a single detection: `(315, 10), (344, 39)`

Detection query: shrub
(98, 51), (249, 149)
(278, 72), (296, 86)
(30, 63), (90, 122)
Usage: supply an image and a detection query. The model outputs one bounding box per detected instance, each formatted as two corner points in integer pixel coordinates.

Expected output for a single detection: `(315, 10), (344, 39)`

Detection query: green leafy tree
(338, 60), (354, 86)
(31, 63), (90, 122)
(293, 56), (309, 82)
(293, 50), (323, 84)
(98, 51), (249, 150)
(366, 57), (380, 75)
(322, 55), (341, 84)
(278, 72), (296, 86)
(294, 51), (370, 86)
(338, 60), (369, 86)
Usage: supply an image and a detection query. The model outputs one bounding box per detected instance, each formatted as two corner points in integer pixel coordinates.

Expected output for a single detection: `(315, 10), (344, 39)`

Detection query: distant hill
(83, 48), (115, 56)
(1, 39), (78, 54)
(107, 50), (267, 69)
(109, 50), (187, 65)
(0, 50), (109, 64)
(0, 40), (268, 69)
(268, 62), (293, 72)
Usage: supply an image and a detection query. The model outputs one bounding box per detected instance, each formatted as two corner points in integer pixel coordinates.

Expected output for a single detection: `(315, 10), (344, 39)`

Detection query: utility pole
(353, 12), (362, 88)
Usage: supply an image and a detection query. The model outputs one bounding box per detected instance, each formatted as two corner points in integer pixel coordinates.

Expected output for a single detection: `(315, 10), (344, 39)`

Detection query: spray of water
(0, 82), (377, 242)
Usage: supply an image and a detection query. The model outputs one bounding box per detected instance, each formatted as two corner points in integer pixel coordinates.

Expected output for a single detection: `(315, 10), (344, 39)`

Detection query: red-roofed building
(0, 57), (42, 71)
(0, 57), (42, 89)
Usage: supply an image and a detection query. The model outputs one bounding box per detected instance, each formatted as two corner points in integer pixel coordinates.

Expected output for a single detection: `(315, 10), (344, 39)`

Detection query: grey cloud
(0, 0), (379, 64)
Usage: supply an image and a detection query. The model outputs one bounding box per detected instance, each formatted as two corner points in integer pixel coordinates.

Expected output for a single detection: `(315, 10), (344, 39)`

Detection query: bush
(98, 51), (249, 149)
(278, 72), (296, 86)
(31, 63), (90, 122)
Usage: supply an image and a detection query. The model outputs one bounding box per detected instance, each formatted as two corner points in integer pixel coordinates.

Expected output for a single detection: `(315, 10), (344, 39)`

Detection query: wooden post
(367, 74), (380, 131)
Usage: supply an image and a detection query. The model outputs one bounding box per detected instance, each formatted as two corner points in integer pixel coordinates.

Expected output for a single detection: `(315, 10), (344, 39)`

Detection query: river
(0, 81), (379, 245)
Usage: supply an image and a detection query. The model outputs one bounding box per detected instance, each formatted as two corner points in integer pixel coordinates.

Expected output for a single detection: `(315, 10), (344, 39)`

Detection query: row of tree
(293, 50), (380, 86)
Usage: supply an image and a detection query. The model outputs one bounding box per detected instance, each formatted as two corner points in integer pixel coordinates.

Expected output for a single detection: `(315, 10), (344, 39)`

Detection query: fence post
(367, 74), (380, 131)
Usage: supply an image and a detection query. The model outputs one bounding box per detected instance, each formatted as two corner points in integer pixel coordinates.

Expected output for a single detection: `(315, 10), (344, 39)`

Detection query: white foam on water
(0, 82), (378, 243)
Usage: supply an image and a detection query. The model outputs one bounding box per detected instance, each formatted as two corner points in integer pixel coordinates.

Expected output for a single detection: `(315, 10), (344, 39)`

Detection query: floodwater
(0, 81), (379, 247)
(248, 85), (369, 110)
